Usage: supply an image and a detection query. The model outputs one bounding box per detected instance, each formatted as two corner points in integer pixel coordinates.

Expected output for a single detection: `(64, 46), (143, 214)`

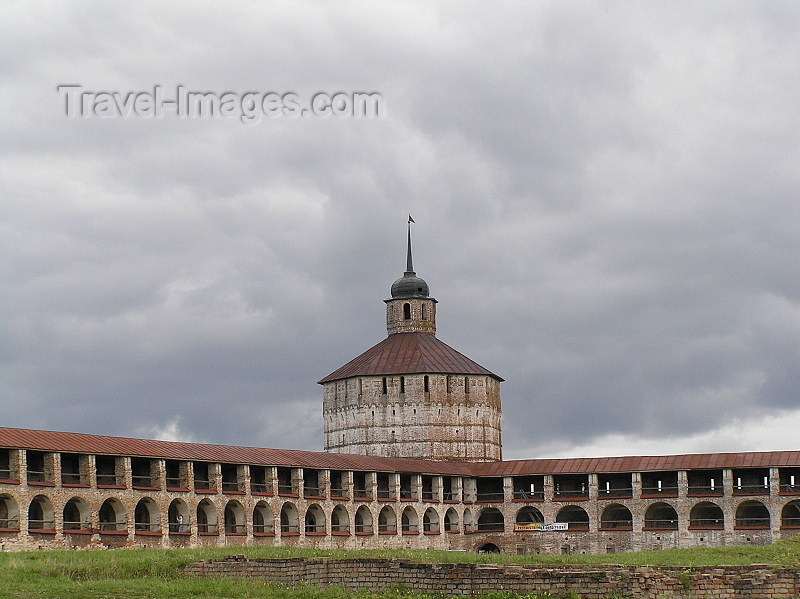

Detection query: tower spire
(406, 215), (415, 275)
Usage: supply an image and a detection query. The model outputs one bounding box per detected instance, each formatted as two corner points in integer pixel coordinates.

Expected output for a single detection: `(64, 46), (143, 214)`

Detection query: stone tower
(319, 223), (503, 461)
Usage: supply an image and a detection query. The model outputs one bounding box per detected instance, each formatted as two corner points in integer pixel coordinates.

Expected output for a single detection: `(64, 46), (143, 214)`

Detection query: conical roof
(318, 332), (503, 383)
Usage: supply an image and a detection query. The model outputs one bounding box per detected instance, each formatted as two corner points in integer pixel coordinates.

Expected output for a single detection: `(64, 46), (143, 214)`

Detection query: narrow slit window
(382, 377), (387, 394)
(400, 376), (405, 394)
(421, 304), (427, 320)
(403, 303), (411, 320)
(424, 376), (429, 393)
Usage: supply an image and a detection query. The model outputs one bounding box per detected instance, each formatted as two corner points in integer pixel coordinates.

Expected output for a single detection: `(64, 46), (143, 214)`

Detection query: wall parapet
(185, 556), (800, 598)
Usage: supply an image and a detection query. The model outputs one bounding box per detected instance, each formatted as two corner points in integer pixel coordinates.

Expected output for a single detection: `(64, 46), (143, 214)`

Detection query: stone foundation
(186, 556), (800, 598)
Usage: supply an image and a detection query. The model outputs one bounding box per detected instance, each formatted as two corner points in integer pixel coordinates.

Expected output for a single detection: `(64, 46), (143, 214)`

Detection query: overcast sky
(1, 1), (799, 460)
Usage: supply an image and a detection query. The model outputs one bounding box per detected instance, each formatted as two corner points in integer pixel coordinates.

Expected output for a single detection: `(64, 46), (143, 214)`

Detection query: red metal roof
(1, 426), (797, 476)
(470, 451), (800, 476)
(318, 332), (503, 383)
(0, 427), (470, 475)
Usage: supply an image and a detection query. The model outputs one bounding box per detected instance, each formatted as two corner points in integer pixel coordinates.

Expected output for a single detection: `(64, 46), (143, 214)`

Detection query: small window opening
(382, 377), (387, 394)
(465, 377), (469, 394)
(403, 303), (411, 320)
(413, 408), (416, 415)
(424, 375), (429, 393)
(421, 304), (427, 320)
(400, 377), (405, 394)
(446, 376), (451, 394)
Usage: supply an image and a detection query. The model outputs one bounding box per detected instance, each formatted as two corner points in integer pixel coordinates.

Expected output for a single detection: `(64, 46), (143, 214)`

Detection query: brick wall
(186, 556), (800, 598)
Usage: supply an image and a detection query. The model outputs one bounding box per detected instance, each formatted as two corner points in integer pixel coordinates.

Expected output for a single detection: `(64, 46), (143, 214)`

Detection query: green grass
(1, 537), (799, 599)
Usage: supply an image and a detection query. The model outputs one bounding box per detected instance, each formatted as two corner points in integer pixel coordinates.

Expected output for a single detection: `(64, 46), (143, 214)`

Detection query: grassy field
(1, 537), (799, 599)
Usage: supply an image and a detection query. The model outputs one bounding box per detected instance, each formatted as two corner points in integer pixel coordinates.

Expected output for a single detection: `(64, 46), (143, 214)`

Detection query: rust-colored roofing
(471, 451), (800, 477)
(1, 426), (798, 476)
(0, 427), (470, 476)
(318, 332), (503, 383)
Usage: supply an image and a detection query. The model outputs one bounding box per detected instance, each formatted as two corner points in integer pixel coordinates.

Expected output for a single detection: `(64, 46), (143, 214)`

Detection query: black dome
(391, 271), (429, 299)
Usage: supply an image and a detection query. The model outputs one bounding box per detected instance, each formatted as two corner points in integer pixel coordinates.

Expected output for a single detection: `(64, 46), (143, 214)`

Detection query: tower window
(424, 376), (429, 393)
(421, 304), (427, 320)
(400, 376), (405, 394)
(382, 377), (387, 394)
(403, 303), (411, 320)
(465, 377), (469, 394)
(446, 376), (451, 394)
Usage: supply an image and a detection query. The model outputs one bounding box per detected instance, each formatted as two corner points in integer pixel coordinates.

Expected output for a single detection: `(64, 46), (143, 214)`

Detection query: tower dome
(390, 272), (429, 299)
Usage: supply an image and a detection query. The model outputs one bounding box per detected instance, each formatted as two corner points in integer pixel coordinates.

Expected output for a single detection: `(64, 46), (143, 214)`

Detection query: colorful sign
(513, 522), (568, 532)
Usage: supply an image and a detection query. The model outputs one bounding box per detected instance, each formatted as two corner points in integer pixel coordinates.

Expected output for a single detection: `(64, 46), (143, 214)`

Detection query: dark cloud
(1, 1), (799, 457)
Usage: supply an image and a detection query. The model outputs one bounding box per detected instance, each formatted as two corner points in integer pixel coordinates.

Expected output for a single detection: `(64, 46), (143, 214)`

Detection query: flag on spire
(408, 215), (415, 224)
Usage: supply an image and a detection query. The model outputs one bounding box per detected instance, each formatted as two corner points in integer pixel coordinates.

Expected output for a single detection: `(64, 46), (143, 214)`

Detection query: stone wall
(323, 373), (503, 461)
(186, 556), (800, 598)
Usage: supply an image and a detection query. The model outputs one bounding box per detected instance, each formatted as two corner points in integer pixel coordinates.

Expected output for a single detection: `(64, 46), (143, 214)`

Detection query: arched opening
(28, 495), (54, 531)
(134, 497), (160, 533)
(644, 502), (678, 530)
(401, 506), (419, 533)
(331, 504), (350, 534)
(423, 508), (440, 533)
(556, 505), (589, 531)
(421, 303), (427, 320)
(514, 506), (544, 531)
(463, 508), (475, 533)
(99, 498), (126, 532)
(477, 543), (500, 554)
(689, 502), (724, 529)
(168, 499), (190, 534)
(253, 501), (274, 535)
(403, 303), (411, 320)
(781, 500), (800, 528)
(0, 494), (19, 530)
(197, 499), (218, 534)
(378, 506), (396, 533)
(600, 504), (633, 530)
(355, 505), (373, 534)
(62, 496), (90, 531)
(305, 504), (325, 534)
(444, 507), (460, 532)
(224, 500), (246, 535)
(735, 500), (770, 529)
(477, 507), (504, 532)
(280, 502), (299, 534)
